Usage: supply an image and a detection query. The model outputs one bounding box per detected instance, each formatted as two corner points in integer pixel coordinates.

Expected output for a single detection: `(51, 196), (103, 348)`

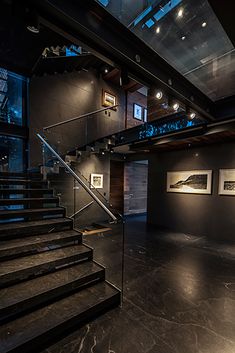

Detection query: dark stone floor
(42, 216), (235, 353)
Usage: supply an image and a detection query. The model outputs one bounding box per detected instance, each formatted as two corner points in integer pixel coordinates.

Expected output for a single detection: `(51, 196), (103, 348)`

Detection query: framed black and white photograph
(133, 103), (143, 120)
(102, 90), (116, 108)
(218, 169), (235, 195)
(167, 170), (212, 194)
(90, 173), (103, 189)
(143, 108), (147, 122)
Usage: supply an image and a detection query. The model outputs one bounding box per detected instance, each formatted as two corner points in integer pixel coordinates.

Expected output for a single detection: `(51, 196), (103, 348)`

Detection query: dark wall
(147, 142), (235, 241)
(49, 153), (110, 227)
(29, 69), (125, 167)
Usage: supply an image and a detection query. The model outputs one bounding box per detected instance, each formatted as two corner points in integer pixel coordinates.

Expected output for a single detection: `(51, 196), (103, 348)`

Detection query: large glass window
(97, 0), (235, 101)
(0, 68), (26, 126)
(0, 135), (24, 172)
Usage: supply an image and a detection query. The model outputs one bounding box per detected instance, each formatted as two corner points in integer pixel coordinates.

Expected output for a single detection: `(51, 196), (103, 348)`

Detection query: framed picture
(133, 103), (143, 120)
(143, 108), (147, 122)
(102, 90), (116, 108)
(218, 169), (235, 195)
(167, 170), (212, 194)
(90, 173), (103, 189)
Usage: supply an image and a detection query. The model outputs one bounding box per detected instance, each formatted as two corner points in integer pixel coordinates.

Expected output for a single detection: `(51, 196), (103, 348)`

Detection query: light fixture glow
(181, 36), (186, 41)
(156, 26), (160, 34)
(177, 8), (183, 18)
(27, 25), (40, 34)
(190, 112), (196, 119)
(202, 22), (207, 28)
(173, 102), (179, 111)
(104, 68), (109, 74)
(156, 91), (163, 99)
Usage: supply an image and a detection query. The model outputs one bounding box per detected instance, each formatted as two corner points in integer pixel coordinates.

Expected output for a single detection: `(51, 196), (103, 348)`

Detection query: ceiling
(97, 0), (235, 102)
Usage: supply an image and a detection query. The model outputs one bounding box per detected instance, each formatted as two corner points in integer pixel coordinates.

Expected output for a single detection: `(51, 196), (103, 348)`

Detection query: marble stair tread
(0, 261), (105, 322)
(0, 245), (92, 287)
(0, 218), (73, 238)
(0, 189), (53, 195)
(0, 281), (120, 353)
(0, 197), (59, 205)
(0, 179), (47, 185)
(0, 230), (81, 260)
(0, 207), (65, 220)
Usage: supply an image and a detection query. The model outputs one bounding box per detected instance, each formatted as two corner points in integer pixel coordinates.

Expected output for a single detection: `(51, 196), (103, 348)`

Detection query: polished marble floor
(42, 216), (235, 353)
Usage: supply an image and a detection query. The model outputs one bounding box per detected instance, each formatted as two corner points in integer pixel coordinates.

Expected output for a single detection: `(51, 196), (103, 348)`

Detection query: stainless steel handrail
(43, 105), (119, 130)
(37, 133), (118, 221)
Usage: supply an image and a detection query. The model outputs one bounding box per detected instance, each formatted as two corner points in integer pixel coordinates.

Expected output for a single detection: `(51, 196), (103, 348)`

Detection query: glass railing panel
(39, 138), (124, 294)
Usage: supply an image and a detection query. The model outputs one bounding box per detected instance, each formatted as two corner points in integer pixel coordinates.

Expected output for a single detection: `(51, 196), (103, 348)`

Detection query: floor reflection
(42, 215), (235, 353)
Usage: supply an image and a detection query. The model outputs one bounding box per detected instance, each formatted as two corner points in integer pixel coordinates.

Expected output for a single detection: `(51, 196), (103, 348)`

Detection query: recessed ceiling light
(177, 8), (183, 18)
(181, 36), (186, 41)
(27, 25), (40, 34)
(104, 68), (109, 74)
(156, 26), (160, 34)
(173, 102), (179, 111)
(202, 22), (207, 28)
(156, 91), (163, 99)
(190, 112), (196, 119)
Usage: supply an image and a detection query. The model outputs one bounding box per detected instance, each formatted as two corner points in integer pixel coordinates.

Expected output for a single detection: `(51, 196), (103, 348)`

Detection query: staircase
(0, 172), (120, 353)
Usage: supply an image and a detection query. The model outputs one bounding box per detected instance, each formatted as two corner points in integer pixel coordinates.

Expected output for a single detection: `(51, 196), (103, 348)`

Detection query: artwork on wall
(133, 103), (143, 120)
(218, 169), (235, 195)
(90, 173), (103, 189)
(102, 90), (116, 108)
(167, 170), (212, 194)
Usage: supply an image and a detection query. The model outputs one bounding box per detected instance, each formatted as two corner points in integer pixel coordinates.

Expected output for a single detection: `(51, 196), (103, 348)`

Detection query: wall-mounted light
(156, 27), (160, 34)
(202, 22), (207, 28)
(173, 102), (179, 111)
(190, 112), (196, 119)
(155, 91), (163, 100)
(177, 8), (184, 18)
(181, 36), (186, 41)
(104, 68), (109, 74)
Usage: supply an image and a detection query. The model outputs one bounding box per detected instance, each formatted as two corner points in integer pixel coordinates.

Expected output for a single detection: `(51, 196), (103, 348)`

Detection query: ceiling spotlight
(156, 91), (163, 100)
(177, 8), (183, 18)
(104, 68), (109, 74)
(101, 151), (105, 155)
(156, 26), (160, 34)
(202, 22), (207, 28)
(181, 36), (186, 41)
(190, 112), (196, 119)
(27, 25), (40, 34)
(173, 102), (179, 111)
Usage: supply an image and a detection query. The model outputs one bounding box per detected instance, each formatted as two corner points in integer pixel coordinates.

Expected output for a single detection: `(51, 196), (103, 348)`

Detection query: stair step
(0, 282), (120, 353)
(0, 245), (92, 287)
(0, 218), (73, 238)
(0, 172), (41, 179)
(0, 262), (105, 323)
(0, 179), (47, 186)
(0, 189), (53, 196)
(0, 207), (65, 222)
(0, 230), (81, 260)
(0, 197), (59, 206)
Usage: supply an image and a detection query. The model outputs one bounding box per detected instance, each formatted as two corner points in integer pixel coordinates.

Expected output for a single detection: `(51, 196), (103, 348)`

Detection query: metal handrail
(43, 105), (119, 130)
(37, 133), (118, 221)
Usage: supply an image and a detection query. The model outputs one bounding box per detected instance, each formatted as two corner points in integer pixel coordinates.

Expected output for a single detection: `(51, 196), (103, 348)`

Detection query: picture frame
(90, 173), (103, 189)
(133, 103), (143, 121)
(102, 90), (116, 108)
(167, 170), (212, 194)
(218, 169), (235, 196)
